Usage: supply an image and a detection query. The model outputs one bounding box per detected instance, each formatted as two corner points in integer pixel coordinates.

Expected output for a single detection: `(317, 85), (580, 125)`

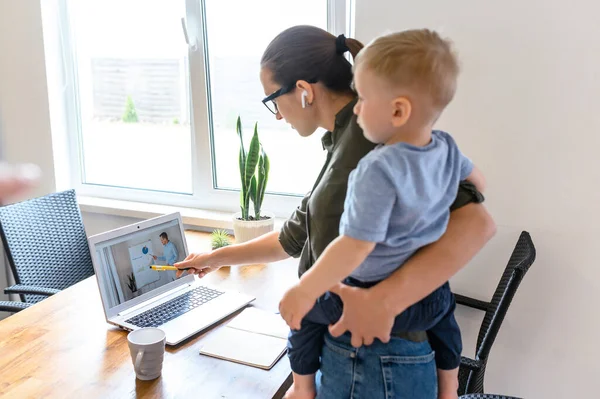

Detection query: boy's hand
(279, 284), (316, 330)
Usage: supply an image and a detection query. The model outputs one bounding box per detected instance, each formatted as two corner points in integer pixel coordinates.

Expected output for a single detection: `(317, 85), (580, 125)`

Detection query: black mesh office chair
(456, 231), (536, 395)
(0, 299), (29, 313)
(460, 395), (523, 399)
(0, 189), (94, 312)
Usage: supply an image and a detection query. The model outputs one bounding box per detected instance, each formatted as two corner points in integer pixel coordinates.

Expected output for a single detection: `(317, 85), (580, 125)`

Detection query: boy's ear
(391, 97), (412, 128)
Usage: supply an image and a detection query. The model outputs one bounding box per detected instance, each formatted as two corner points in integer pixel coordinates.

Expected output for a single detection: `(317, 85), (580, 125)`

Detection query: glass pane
(205, 0), (328, 196)
(68, 0), (193, 194)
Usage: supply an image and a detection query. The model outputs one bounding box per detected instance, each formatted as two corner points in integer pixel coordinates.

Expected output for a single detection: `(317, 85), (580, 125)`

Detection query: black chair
(0, 299), (30, 313)
(460, 395), (523, 399)
(0, 189), (94, 313)
(456, 231), (536, 395)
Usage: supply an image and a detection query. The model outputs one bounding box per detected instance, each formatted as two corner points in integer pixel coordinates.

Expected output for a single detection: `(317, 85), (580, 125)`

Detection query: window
(65, 0), (193, 195)
(51, 0), (350, 216)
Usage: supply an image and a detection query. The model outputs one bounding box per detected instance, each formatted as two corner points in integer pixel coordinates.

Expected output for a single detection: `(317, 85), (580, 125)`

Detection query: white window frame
(51, 0), (353, 218)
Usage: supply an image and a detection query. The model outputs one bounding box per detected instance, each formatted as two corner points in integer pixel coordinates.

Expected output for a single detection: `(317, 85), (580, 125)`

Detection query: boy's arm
(303, 156), (395, 296)
(279, 157), (395, 330)
(299, 235), (375, 299)
(280, 235), (375, 330)
(465, 165), (486, 193)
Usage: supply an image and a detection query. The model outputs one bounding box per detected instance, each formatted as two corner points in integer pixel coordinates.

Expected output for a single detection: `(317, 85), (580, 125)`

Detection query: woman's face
(260, 67), (318, 137)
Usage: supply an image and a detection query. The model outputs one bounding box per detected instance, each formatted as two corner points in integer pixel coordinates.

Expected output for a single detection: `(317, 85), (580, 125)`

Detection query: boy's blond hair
(355, 29), (459, 113)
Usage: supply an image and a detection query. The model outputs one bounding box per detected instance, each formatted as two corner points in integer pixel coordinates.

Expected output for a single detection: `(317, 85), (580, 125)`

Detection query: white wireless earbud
(301, 90), (308, 109)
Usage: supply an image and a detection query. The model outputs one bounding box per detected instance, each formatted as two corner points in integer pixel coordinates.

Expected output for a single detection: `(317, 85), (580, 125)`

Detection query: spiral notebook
(199, 307), (289, 370)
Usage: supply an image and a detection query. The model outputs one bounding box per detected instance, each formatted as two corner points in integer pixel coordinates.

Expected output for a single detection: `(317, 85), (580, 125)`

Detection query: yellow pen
(149, 265), (191, 271)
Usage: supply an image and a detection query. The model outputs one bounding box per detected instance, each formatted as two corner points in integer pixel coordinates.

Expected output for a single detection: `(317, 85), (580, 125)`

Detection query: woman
(177, 26), (495, 398)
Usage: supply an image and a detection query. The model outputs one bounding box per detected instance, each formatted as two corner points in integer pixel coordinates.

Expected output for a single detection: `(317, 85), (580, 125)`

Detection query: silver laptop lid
(88, 212), (194, 321)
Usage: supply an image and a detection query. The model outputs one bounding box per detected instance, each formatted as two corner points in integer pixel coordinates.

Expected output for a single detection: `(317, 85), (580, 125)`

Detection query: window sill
(78, 196), (286, 231)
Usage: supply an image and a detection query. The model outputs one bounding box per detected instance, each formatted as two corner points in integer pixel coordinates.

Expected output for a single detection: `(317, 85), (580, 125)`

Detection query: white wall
(0, 0), (56, 197)
(0, 0), (57, 319)
(355, 0), (599, 397)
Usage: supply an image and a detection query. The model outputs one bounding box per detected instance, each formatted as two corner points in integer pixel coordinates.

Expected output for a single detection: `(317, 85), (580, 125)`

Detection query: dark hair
(159, 232), (168, 240)
(261, 25), (364, 94)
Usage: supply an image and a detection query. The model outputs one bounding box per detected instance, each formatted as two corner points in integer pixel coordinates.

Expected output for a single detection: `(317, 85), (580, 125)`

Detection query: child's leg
(437, 368), (459, 399)
(389, 283), (461, 398)
(284, 372), (317, 399)
(426, 297), (462, 399)
(285, 295), (340, 399)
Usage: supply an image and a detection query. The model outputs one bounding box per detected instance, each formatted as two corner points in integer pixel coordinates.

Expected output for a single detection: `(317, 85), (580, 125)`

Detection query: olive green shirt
(279, 98), (484, 276)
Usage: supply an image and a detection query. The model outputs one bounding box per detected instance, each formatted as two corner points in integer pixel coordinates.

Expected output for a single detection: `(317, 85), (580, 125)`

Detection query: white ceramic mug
(127, 327), (166, 380)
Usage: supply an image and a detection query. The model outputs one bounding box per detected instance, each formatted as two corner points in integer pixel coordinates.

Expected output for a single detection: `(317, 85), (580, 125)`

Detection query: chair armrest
(460, 356), (483, 371)
(0, 300), (31, 313)
(455, 294), (491, 312)
(4, 284), (61, 296)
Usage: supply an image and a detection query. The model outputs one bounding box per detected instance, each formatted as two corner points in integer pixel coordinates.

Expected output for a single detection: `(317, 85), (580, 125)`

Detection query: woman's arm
(329, 203), (496, 347)
(210, 230), (290, 265)
(175, 231), (290, 277)
(374, 202), (495, 315)
(176, 191), (312, 277)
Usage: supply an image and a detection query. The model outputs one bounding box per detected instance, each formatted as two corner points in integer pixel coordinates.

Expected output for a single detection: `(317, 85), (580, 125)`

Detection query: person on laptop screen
(152, 232), (179, 266)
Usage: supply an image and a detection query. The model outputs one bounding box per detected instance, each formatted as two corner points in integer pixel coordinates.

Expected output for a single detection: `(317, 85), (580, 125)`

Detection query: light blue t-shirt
(157, 241), (179, 266)
(339, 130), (473, 282)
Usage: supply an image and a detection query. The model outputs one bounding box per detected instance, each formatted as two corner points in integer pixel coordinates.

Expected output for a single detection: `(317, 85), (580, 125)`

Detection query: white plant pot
(232, 211), (275, 244)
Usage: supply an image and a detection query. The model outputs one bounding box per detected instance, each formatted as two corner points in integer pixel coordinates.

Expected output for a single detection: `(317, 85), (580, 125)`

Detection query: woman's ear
(296, 80), (314, 107)
(391, 97), (412, 128)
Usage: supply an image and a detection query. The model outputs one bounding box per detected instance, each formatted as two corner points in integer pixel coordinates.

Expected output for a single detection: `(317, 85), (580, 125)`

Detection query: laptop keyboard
(125, 286), (224, 328)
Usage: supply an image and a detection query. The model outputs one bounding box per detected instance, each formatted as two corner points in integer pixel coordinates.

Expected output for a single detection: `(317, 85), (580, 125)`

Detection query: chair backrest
(475, 231), (536, 361)
(0, 190), (94, 303)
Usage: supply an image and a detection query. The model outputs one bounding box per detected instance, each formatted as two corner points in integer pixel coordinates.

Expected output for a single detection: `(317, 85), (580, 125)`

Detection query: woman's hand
(328, 283), (394, 347)
(175, 253), (222, 278)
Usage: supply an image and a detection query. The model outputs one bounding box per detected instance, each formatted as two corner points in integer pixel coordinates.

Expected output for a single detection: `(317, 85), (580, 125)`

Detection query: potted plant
(126, 273), (138, 297)
(210, 229), (232, 250)
(232, 116), (274, 243)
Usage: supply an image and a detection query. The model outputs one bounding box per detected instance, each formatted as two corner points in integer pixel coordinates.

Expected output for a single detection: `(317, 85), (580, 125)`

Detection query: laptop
(88, 212), (255, 345)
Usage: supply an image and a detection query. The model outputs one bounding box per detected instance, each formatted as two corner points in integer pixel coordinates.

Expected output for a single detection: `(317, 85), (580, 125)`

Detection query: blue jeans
(316, 332), (438, 399)
(288, 281), (461, 374)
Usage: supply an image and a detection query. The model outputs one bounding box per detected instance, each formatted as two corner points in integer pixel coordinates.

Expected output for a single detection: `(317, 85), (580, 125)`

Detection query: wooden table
(0, 231), (298, 398)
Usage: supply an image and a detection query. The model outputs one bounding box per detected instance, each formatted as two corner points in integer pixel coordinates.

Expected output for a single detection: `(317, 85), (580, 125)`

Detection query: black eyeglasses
(261, 79), (318, 115)
(262, 84), (294, 115)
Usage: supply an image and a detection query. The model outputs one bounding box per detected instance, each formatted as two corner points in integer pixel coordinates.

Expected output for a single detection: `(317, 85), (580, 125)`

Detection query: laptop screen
(93, 219), (186, 310)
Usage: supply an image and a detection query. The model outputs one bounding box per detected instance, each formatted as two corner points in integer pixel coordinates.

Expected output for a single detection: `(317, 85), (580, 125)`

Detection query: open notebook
(199, 307), (289, 370)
